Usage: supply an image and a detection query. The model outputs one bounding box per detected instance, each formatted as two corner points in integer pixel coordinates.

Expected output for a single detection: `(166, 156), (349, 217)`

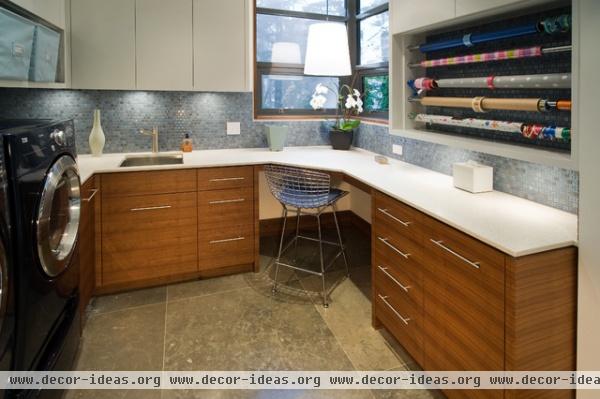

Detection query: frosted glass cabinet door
(390, 0), (455, 34)
(136, 0), (193, 91)
(70, 0), (136, 89)
(193, 0), (248, 92)
(455, 0), (521, 17)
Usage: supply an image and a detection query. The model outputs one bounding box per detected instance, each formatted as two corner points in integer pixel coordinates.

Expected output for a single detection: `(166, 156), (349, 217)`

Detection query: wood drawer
(373, 245), (423, 309)
(374, 276), (423, 365)
(101, 192), (198, 285)
(101, 169), (197, 197)
(373, 191), (424, 244)
(197, 166), (253, 191)
(373, 219), (423, 270)
(198, 224), (254, 270)
(198, 186), (254, 227)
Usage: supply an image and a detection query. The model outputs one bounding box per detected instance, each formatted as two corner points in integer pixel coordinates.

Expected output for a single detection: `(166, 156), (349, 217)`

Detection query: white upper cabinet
(455, 0), (521, 17)
(135, 0), (193, 91)
(390, 0), (455, 34)
(70, 0), (136, 90)
(10, 0), (65, 29)
(193, 0), (248, 92)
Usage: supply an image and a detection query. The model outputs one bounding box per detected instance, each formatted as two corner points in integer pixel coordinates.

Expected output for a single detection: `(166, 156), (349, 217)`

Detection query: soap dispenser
(181, 132), (193, 152)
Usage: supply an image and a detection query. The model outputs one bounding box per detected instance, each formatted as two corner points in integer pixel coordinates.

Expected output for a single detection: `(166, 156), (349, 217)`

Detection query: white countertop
(77, 146), (578, 257)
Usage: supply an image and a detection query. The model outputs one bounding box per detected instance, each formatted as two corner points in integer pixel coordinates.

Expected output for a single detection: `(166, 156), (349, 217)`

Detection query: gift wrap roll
(435, 73), (571, 90)
(419, 96), (544, 112)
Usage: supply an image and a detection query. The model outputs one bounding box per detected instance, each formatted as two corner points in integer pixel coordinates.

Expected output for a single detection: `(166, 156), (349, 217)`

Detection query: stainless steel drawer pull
(208, 198), (245, 205)
(430, 239), (481, 269)
(82, 188), (99, 202)
(377, 237), (410, 259)
(130, 205), (172, 212)
(377, 266), (410, 293)
(209, 177), (245, 182)
(377, 208), (411, 227)
(209, 236), (245, 244)
(378, 294), (410, 325)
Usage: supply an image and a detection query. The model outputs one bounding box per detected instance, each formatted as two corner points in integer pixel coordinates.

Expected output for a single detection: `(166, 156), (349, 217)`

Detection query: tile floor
(65, 227), (442, 399)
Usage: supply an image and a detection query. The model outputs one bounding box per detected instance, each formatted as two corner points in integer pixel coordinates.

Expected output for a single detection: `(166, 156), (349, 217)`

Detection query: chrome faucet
(139, 127), (159, 153)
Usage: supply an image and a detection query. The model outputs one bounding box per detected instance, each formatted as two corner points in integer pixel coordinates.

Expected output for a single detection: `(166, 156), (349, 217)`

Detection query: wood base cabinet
(100, 170), (198, 289)
(372, 191), (576, 399)
(96, 167), (257, 293)
(78, 176), (99, 327)
(197, 166), (255, 272)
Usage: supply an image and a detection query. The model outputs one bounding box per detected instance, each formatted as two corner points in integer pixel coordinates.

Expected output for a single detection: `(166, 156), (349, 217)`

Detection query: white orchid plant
(310, 82), (363, 132)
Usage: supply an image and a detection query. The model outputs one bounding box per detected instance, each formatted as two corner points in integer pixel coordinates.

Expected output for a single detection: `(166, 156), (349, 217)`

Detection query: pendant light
(304, 0), (351, 76)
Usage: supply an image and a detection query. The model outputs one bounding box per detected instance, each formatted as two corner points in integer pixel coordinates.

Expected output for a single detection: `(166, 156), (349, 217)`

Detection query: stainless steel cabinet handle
(377, 237), (410, 259)
(430, 239), (480, 269)
(377, 266), (410, 293)
(377, 208), (411, 227)
(378, 294), (410, 325)
(209, 236), (245, 244)
(82, 188), (99, 202)
(130, 205), (172, 212)
(208, 198), (245, 205)
(209, 177), (245, 182)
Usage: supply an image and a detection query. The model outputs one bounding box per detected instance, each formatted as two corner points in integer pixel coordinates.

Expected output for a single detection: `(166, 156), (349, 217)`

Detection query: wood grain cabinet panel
(197, 166), (254, 191)
(372, 189), (576, 399)
(78, 177), (98, 326)
(197, 186), (254, 227)
(198, 224), (254, 270)
(101, 192), (198, 286)
(102, 169), (197, 197)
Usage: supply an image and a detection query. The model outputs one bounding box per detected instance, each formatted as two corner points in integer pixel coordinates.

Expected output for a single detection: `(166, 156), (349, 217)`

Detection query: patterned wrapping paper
(412, 113), (570, 141)
(419, 46), (543, 68)
(409, 73), (571, 92)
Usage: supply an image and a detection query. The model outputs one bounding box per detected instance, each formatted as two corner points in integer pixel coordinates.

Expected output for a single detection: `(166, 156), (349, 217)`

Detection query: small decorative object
(310, 81), (363, 150)
(265, 125), (288, 151)
(88, 109), (105, 156)
(453, 160), (493, 193)
(374, 155), (389, 165)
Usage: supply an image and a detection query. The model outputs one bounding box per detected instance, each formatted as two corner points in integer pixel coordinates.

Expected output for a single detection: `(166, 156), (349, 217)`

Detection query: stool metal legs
(332, 203), (350, 277)
(272, 207), (287, 294)
(271, 204), (348, 308)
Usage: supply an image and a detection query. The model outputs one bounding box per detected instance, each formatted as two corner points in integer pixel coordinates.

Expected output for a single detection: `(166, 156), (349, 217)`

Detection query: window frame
(253, 0), (389, 122)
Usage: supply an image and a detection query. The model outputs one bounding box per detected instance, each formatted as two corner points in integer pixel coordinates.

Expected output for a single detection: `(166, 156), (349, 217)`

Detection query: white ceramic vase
(88, 109), (105, 156)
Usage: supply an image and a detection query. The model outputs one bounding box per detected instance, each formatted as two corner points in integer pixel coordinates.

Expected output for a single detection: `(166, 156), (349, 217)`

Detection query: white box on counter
(453, 161), (493, 193)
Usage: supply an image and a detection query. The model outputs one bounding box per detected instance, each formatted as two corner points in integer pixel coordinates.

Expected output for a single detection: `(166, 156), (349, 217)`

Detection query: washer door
(36, 155), (81, 278)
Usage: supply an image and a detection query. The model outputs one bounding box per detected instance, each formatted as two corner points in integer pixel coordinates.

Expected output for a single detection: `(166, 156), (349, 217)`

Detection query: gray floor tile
(306, 278), (403, 371)
(162, 389), (375, 399)
(167, 273), (253, 302)
(163, 287), (354, 372)
(91, 286), (167, 315)
(66, 303), (166, 399)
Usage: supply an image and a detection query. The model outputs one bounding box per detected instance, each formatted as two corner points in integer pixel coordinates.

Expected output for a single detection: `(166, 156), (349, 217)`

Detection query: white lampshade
(271, 42), (301, 64)
(304, 22), (351, 76)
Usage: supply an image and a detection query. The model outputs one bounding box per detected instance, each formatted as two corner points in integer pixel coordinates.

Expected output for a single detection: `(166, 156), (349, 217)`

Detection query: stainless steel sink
(119, 154), (184, 167)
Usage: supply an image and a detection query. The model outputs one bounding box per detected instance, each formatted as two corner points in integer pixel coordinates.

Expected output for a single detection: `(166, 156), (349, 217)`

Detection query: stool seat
(279, 187), (348, 209)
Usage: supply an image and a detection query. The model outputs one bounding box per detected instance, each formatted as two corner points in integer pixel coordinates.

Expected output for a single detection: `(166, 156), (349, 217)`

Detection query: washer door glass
(36, 155), (81, 278)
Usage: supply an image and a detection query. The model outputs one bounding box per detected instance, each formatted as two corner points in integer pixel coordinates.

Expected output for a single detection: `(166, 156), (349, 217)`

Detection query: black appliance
(0, 123), (16, 399)
(0, 119), (81, 399)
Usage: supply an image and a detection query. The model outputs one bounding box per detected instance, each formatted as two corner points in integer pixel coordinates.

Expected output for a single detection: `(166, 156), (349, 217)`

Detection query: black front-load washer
(0, 119), (81, 399)
(0, 122), (16, 399)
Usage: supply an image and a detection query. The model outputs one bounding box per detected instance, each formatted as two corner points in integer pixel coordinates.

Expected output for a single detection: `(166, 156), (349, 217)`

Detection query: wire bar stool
(264, 164), (350, 307)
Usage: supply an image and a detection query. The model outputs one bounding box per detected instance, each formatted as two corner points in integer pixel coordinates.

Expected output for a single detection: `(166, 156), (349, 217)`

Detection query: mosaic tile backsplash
(0, 88), (578, 213)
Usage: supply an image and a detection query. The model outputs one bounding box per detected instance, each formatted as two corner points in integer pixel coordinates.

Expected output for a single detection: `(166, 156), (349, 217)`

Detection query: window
(254, 0), (389, 121)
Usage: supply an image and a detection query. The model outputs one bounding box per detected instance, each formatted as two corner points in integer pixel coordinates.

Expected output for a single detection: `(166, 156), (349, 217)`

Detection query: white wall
(577, 0), (600, 395)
